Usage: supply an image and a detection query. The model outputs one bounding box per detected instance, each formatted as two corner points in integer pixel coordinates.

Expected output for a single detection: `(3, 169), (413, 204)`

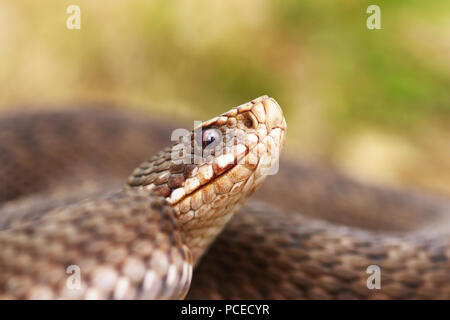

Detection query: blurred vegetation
(0, 0), (449, 194)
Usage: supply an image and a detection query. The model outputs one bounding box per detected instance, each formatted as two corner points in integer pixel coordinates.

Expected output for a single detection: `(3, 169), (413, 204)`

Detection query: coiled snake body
(0, 96), (448, 299)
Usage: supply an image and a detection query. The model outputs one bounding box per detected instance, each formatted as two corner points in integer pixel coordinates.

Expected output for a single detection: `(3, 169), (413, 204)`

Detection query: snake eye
(202, 128), (221, 149)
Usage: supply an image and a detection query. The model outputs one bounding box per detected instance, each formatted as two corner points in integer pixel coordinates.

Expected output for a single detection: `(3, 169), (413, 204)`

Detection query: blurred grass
(0, 0), (449, 194)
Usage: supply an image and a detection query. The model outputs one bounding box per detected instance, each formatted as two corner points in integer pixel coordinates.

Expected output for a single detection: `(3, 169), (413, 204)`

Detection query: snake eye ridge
(202, 128), (221, 149)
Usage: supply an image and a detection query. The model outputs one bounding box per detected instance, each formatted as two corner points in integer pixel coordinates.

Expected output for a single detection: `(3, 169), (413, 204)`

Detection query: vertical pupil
(203, 130), (216, 148)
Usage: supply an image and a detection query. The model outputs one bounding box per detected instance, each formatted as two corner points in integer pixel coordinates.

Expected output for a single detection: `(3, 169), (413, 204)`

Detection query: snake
(0, 96), (448, 299)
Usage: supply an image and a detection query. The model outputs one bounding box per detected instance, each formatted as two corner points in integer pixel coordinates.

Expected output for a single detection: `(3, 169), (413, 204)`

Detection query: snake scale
(0, 96), (449, 299)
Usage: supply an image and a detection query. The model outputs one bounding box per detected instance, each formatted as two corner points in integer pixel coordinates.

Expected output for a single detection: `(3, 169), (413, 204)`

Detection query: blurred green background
(0, 1), (449, 194)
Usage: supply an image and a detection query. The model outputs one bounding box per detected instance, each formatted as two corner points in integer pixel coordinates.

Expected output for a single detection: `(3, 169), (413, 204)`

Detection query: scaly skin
(0, 97), (449, 299)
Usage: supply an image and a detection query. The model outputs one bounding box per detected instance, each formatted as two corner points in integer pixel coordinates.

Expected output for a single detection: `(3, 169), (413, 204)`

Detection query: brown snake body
(0, 96), (449, 299)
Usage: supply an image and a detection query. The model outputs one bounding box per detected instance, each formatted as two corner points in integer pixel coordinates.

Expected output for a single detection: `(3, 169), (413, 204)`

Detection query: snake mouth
(168, 144), (251, 206)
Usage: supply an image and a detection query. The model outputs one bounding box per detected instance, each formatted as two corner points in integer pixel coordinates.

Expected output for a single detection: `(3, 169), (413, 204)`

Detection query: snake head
(128, 96), (286, 261)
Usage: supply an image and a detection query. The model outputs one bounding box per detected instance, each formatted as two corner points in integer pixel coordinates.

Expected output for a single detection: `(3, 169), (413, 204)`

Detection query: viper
(0, 96), (448, 299)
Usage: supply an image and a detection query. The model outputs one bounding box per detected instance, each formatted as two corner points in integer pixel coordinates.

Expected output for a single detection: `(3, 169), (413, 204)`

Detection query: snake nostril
(243, 117), (253, 129)
(236, 112), (257, 130)
(244, 112), (258, 129)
